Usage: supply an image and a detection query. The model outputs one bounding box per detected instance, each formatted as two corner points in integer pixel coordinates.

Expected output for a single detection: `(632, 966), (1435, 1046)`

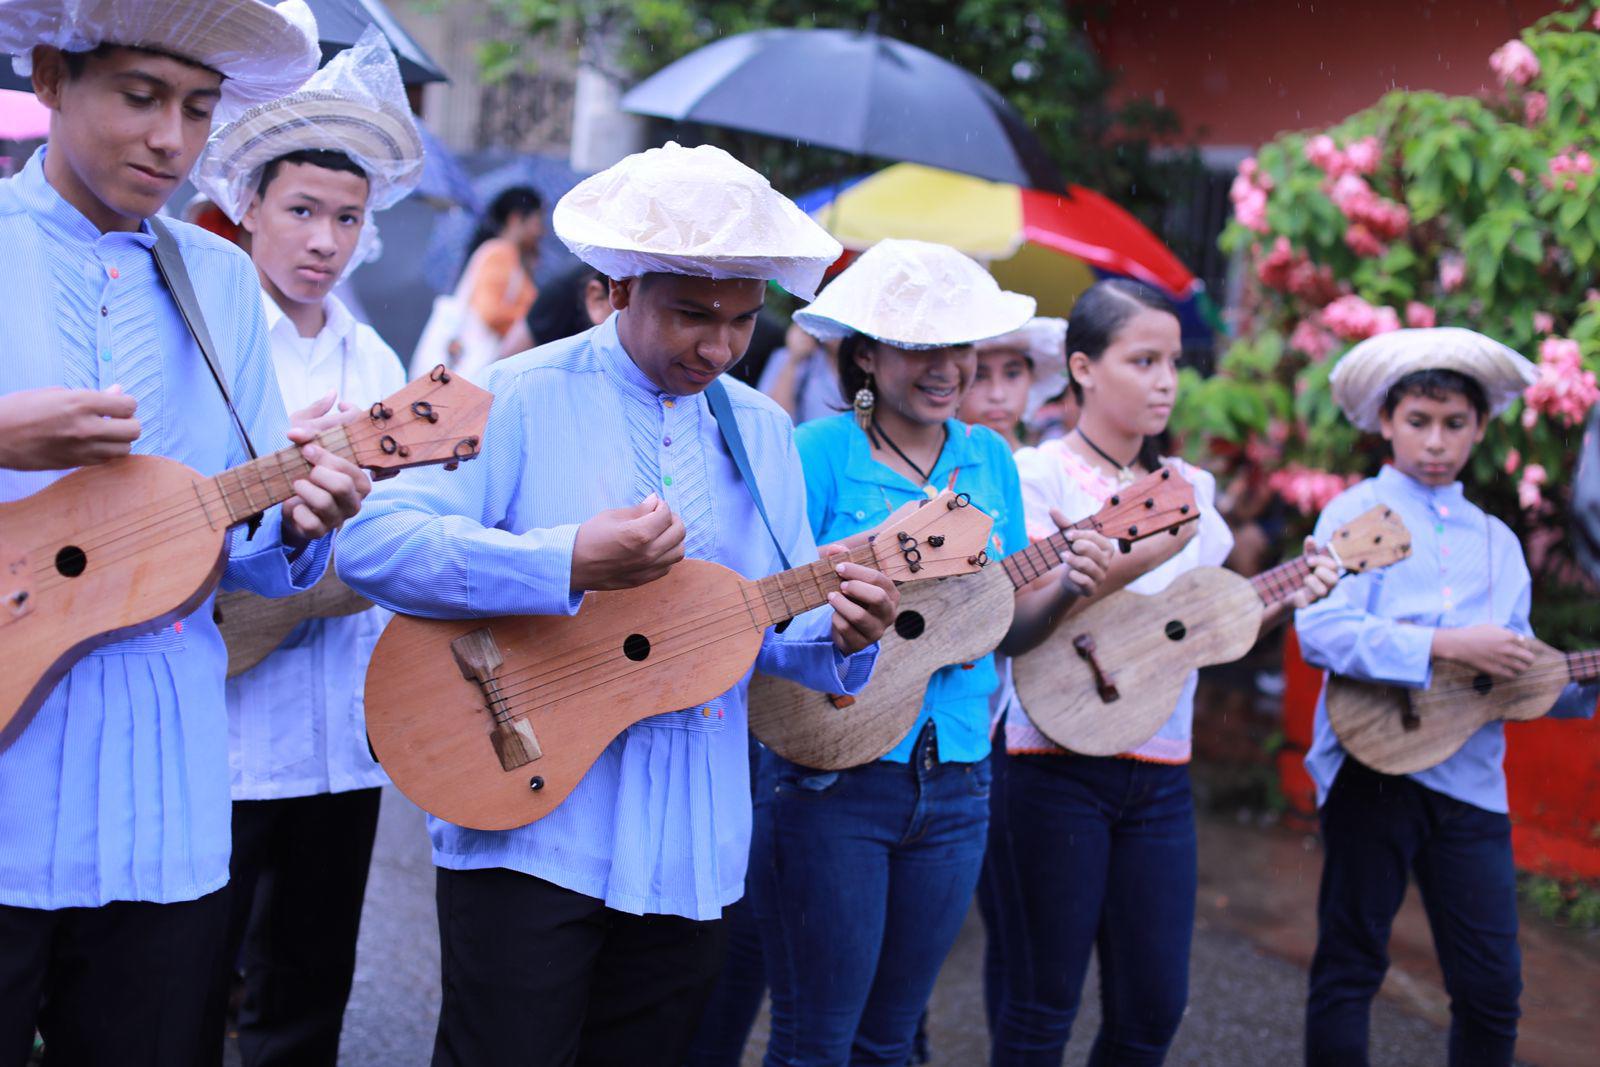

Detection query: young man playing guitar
(337, 142), (899, 1067)
(191, 28), (424, 1066)
(0, 4), (371, 1065)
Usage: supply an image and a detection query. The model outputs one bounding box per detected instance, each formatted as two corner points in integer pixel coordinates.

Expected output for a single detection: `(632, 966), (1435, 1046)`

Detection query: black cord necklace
(1075, 427), (1138, 485)
(871, 418), (947, 486)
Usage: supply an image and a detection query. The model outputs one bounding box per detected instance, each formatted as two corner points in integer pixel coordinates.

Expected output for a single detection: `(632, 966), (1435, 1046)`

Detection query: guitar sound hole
(622, 634), (651, 662)
(55, 545), (87, 578)
(1164, 620), (1187, 642)
(893, 611), (927, 641)
(1472, 674), (1493, 697)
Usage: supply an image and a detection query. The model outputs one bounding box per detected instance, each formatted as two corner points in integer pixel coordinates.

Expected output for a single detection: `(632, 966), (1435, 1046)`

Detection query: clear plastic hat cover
(794, 238), (1036, 350)
(977, 317), (1069, 418)
(553, 141), (842, 301)
(1, 0), (320, 122)
(194, 24), (425, 275)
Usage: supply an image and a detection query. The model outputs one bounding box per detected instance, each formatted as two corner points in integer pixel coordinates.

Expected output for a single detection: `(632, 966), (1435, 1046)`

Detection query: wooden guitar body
(0, 455), (227, 748)
(366, 558), (767, 830)
(216, 569), (374, 678)
(1325, 639), (1568, 775)
(1013, 568), (1263, 757)
(750, 564), (1015, 769)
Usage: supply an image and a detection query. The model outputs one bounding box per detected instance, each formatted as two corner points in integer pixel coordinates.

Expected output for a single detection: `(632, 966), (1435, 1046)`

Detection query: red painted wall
(1086, 0), (1559, 147)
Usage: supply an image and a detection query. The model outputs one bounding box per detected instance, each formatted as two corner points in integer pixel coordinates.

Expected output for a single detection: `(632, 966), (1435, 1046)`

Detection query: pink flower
(1523, 336), (1600, 427)
(1322, 294), (1402, 341)
(1255, 236), (1297, 290)
(1345, 223), (1386, 258)
(1489, 39), (1540, 88)
(1364, 198), (1411, 240)
(1518, 464), (1547, 511)
(1524, 91), (1548, 125)
(1344, 137), (1381, 175)
(1329, 173), (1375, 214)
(1269, 465), (1360, 515)
(1326, 172), (1408, 239)
(1534, 310), (1555, 334)
(1593, 10), (1600, 30)
(1372, 305), (1402, 334)
(1438, 252), (1467, 293)
(1289, 318), (1339, 361)
(1304, 135), (1341, 173)
(1509, 167), (1526, 185)
(1504, 448), (1521, 475)
(1405, 302), (1436, 328)
(1288, 260), (1342, 305)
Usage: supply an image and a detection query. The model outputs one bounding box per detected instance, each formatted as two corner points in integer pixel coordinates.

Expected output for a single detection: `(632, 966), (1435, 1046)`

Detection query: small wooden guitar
(214, 566), (374, 678)
(1014, 505), (1413, 757)
(1326, 643), (1600, 775)
(363, 490), (995, 831)
(749, 467), (1200, 770)
(0, 367), (491, 751)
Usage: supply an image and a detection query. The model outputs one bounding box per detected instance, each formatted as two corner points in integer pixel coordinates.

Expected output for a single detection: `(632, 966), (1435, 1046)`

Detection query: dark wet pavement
(224, 785), (1598, 1066)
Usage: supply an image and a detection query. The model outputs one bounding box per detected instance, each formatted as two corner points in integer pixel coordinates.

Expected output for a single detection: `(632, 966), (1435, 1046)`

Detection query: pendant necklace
(1076, 427), (1138, 486)
(872, 418), (947, 492)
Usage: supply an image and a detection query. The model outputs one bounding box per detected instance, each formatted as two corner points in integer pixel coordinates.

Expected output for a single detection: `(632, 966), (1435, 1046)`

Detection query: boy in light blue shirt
(1297, 328), (1599, 1067)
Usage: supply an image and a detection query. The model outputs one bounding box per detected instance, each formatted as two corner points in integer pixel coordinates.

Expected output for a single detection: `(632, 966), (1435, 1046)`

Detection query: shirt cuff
(832, 641), (880, 695)
(466, 522), (586, 617)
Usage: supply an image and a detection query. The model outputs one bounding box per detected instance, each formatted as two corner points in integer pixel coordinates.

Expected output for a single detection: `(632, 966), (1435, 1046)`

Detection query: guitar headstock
(341, 366), (494, 474)
(866, 489), (996, 581)
(1081, 466), (1199, 547)
(1326, 504), (1412, 574)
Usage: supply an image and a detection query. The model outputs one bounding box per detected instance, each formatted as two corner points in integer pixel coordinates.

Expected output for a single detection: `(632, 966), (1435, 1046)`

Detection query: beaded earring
(853, 377), (876, 431)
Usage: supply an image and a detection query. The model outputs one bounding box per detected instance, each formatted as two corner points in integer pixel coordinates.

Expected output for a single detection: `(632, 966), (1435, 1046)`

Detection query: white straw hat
(1329, 327), (1536, 432)
(977, 316), (1068, 418)
(2, 0), (321, 122)
(793, 238), (1036, 350)
(553, 141), (842, 301)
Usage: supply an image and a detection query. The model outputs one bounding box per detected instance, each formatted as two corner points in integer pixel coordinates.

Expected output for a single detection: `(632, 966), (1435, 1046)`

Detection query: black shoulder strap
(148, 216), (258, 460)
(705, 378), (793, 570)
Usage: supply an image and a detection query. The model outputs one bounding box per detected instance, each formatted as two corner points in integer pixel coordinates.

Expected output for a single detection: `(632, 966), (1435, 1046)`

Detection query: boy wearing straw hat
(191, 26), (423, 1067)
(0, 3), (377, 1065)
(337, 141), (898, 1067)
(1296, 328), (1599, 1067)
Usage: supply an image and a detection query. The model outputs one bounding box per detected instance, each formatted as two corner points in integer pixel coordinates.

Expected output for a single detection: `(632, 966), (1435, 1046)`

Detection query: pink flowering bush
(1171, 2), (1600, 644)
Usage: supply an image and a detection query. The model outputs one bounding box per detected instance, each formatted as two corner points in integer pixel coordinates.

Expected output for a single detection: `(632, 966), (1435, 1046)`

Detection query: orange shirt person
(467, 186), (542, 357)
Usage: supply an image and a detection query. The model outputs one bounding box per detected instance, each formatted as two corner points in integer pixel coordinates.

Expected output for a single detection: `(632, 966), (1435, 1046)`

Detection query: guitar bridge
(451, 627), (542, 770)
(1399, 690), (1421, 732)
(1073, 633), (1120, 703)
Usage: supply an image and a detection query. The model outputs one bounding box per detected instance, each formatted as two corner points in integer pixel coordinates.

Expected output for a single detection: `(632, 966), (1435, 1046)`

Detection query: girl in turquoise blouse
(748, 239), (1113, 1067)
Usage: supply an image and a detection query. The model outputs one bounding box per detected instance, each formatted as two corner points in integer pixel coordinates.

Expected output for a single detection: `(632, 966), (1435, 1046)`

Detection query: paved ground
(219, 785), (1600, 1067)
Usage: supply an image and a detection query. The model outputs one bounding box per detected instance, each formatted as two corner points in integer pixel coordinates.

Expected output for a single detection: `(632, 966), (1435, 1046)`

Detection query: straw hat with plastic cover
(553, 141), (842, 302)
(1329, 327), (1537, 433)
(976, 316), (1068, 418)
(794, 238), (1036, 350)
(195, 24), (423, 274)
(0, 0), (320, 122)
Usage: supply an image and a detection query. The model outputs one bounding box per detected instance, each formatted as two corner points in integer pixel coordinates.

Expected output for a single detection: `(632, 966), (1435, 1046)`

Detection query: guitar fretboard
(1248, 556), (1312, 607)
(1566, 649), (1600, 683)
(198, 427), (355, 529)
(748, 542), (881, 629)
(1000, 519), (1095, 590)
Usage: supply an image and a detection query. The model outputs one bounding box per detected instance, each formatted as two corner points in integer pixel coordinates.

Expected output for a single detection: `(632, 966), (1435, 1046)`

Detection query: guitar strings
(1356, 658), (1594, 701)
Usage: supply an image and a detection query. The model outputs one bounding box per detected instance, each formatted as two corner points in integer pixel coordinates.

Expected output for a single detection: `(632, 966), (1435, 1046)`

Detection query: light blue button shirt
(793, 413), (1028, 764)
(337, 314), (877, 920)
(1297, 465), (1598, 813)
(0, 149), (327, 909)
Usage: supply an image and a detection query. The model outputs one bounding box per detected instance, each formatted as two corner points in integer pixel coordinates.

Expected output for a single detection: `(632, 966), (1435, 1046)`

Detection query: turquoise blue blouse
(794, 414), (1026, 764)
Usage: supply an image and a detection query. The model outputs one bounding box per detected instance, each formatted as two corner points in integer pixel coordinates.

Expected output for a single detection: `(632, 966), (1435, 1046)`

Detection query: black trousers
(0, 889), (229, 1067)
(221, 787), (382, 1067)
(431, 867), (728, 1067)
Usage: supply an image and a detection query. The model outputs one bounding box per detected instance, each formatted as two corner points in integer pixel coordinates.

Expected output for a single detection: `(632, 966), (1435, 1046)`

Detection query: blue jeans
(985, 752), (1197, 1067)
(1306, 759), (1521, 1067)
(751, 723), (990, 1067)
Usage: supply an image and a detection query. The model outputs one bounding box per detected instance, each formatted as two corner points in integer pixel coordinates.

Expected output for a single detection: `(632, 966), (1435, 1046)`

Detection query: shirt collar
(840, 418), (990, 493)
(15, 146), (157, 250)
(593, 311), (688, 404)
(260, 288), (355, 346)
(1377, 462), (1466, 506)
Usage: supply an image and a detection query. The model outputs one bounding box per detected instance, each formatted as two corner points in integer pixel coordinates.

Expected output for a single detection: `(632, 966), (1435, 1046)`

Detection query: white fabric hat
(794, 238), (1036, 350)
(1329, 327), (1536, 432)
(2, 0), (320, 122)
(194, 25), (423, 274)
(553, 141), (842, 301)
(977, 316), (1068, 418)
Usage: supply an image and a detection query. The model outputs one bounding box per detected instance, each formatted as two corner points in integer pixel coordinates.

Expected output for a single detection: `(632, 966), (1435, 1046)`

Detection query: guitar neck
(1565, 649), (1600, 684)
(1000, 519), (1093, 590)
(201, 427), (355, 528)
(748, 542), (882, 629)
(1248, 555), (1311, 607)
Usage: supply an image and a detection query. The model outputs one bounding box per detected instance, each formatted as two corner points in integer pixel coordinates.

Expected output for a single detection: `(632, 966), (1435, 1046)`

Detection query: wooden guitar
(214, 566), (374, 678)
(363, 489), (995, 831)
(1326, 643), (1600, 775)
(1013, 505), (1413, 757)
(0, 367), (491, 751)
(749, 467), (1200, 770)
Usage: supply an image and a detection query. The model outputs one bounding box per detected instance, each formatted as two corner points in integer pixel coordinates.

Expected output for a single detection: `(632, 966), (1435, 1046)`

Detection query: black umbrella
(620, 27), (1063, 191)
(0, 0), (447, 90)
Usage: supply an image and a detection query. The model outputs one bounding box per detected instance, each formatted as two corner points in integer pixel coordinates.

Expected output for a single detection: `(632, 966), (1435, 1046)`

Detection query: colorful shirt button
(663, 475), (673, 486)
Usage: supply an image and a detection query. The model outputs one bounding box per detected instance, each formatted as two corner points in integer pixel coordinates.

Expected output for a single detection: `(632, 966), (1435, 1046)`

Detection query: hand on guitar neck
(0, 386), (141, 471)
(1258, 535), (1341, 630)
(1000, 520), (1117, 657)
(1431, 625), (1538, 680)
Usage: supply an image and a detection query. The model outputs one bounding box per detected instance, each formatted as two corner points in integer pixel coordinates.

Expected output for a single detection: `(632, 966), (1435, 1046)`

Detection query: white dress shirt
(225, 291), (406, 800)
